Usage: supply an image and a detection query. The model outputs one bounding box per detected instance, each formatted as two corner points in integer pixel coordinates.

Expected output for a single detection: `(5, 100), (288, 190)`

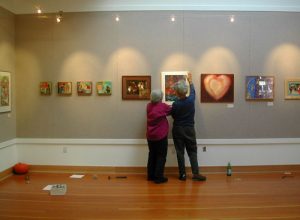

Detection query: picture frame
(161, 71), (189, 104)
(40, 82), (52, 95)
(285, 78), (300, 100)
(57, 82), (72, 95)
(201, 73), (234, 103)
(122, 76), (151, 100)
(96, 81), (112, 95)
(245, 76), (274, 101)
(77, 81), (92, 96)
(0, 71), (11, 113)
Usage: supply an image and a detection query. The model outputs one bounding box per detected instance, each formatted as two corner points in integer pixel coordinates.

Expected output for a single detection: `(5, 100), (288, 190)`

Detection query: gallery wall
(15, 11), (300, 139)
(0, 7), (15, 143)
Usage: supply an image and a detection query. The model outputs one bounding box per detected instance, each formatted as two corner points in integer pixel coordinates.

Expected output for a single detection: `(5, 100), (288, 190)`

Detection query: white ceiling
(1, 0), (300, 14)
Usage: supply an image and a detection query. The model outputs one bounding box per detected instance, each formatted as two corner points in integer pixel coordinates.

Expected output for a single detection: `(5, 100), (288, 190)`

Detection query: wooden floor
(0, 172), (300, 219)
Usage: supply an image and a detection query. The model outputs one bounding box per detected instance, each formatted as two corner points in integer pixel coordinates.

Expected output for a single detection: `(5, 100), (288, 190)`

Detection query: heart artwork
(203, 74), (232, 100)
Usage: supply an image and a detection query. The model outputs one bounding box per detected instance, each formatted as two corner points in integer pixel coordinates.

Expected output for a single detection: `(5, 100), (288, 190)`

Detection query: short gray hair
(174, 80), (188, 96)
(150, 89), (163, 103)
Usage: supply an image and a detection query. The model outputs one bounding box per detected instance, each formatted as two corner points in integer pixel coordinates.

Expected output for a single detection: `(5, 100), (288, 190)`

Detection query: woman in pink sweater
(146, 90), (172, 184)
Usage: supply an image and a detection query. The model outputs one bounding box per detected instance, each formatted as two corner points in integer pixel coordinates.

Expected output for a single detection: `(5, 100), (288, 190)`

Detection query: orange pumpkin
(13, 163), (29, 174)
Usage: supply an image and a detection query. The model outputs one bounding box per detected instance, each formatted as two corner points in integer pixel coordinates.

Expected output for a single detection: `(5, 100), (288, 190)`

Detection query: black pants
(147, 137), (168, 180)
(172, 126), (199, 176)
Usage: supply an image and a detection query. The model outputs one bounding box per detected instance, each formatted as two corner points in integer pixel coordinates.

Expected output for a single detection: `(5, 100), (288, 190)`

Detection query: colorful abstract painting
(77, 81), (92, 95)
(57, 82), (72, 95)
(285, 78), (300, 100)
(96, 81), (112, 95)
(0, 71), (11, 112)
(246, 76), (274, 101)
(40, 82), (52, 95)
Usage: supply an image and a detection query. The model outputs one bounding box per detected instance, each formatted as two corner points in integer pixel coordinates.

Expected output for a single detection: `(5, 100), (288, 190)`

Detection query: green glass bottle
(227, 162), (232, 176)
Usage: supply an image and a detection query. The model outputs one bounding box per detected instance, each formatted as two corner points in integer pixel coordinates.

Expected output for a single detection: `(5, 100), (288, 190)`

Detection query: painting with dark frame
(246, 76), (274, 101)
(201, 74), (234, 103)
(122, 76), (151, 100)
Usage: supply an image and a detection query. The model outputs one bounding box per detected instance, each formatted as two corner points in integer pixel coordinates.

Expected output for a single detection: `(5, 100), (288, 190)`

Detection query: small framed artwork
(96, 81), (112, 95)
(40, 82), (52, 95)
(246, 76), (274, 101)
(285, 78), (300, 100)
(57, 82), (72, 95)
(77, 81), (92, 96)
(201, 74), (234, 103)
(0, 71), (11, 113)
(122, 75), (151, 100)
(161, 71), (189, 104)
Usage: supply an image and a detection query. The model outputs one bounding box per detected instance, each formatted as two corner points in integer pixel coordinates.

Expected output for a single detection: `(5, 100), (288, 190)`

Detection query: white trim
(15, 138), (300, 146)
(0, 139), (16, 149)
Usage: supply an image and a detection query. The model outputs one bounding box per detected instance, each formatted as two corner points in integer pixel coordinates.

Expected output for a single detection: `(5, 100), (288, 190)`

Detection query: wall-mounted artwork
(246, 76), (274, 101)
(201, 74), (234, 103)
(77, 81), (92, 95)
(285, 78), (300, 100)
(96, 81), (112, 95)
(161, 71), (189, 104)
(0, 71), (11, 113)
(122, 76), (151, 100)
(40, 82), (52, 95)
(57, 82), (72, 95)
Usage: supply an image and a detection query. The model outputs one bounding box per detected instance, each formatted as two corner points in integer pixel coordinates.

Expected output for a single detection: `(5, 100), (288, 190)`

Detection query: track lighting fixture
(56, 11), (63, 23)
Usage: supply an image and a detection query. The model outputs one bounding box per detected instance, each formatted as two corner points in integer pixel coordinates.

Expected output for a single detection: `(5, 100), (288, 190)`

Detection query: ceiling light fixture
(115, 15), (120, 22)
(56, 11), (63, 23)
(230, 15), (235, 23)
(36, 6), (42, 14)
(171, 15), (175, 22)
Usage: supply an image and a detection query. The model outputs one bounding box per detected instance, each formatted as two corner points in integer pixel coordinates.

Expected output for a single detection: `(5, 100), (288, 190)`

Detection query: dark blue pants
(172, 126), (199, 176)
(147, 137), (168, 180)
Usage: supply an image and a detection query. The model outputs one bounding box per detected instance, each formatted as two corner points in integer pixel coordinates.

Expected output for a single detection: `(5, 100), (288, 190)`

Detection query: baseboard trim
(27, 164), (300, 174)
(0, 167), (13, 181)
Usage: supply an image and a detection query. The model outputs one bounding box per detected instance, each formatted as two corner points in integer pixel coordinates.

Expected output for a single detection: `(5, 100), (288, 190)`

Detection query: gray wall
(15, 11), (300, 139)
(0, 7), (15, 142)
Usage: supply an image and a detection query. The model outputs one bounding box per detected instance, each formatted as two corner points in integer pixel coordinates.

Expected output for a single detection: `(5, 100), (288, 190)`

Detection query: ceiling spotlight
(171, 16), (175, 22)
(56, 11), (63, 23)
(115, 16), (120, 22)
(36, 6), (42, 14)
(230, 15), (235, 23)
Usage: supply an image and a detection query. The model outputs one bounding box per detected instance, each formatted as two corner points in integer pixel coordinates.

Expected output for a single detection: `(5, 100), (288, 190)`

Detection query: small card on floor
(70, 174), (84, 178)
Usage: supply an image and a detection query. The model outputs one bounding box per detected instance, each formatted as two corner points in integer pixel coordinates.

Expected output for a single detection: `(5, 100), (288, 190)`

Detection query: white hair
(150, 89), (163, 103)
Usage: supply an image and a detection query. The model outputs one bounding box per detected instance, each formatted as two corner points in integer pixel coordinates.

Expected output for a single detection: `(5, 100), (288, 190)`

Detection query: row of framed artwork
(39, 73), (300, 103)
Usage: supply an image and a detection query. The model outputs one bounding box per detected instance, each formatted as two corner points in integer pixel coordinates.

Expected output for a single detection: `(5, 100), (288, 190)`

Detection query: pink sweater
(146, 102), (172, 141)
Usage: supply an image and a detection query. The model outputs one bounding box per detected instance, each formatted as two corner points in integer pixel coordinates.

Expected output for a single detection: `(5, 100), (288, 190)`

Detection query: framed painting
(201, 74), (234, 103)
(0, 71), (11, 113)
(57, 82), (72, 95)
(77, 81), (92, 95)
(285, 78), (300, 100)
(122, 76), (151, 100)
(40, 82), (52, 95)
(246, 76), (274, 101)
(96, 81), (112, 95)
(161, 71), (189, 104)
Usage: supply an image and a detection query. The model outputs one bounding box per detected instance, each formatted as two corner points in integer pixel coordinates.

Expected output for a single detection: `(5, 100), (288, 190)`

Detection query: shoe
(154, 177), (168, 184)
(178, 174), (186, 181)
(147, 176), (155, 181)
(192, 174), (206, 181)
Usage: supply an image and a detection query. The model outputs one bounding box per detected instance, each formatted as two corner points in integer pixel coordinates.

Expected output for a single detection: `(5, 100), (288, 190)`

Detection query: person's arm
(187, 73), (195, 101)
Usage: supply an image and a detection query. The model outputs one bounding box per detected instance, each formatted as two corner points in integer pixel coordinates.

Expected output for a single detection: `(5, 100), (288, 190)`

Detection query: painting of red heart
(201, 74), (234, 103)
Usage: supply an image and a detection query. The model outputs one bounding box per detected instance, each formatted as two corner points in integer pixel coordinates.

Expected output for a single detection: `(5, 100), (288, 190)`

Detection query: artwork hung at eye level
(201, 74), (234, 103)
(161, 71), (190, 104)
(77, 81), (92, 95)
(0, 71), (11, 112)
(246, 76), (274, 101)
(96, 81), (112, 95)
(122, 76), (151, 100)
(40, 82), (52, 95)
(285, 78), (300, 100)
(57, 82), (72, 95)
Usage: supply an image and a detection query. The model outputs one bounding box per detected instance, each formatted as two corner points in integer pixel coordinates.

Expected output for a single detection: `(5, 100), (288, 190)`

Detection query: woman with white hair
(146, 89), (172, 184)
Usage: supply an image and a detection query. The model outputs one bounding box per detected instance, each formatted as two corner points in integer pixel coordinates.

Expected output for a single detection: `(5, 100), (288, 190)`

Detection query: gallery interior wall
(14, 11), (300, 139)
(0, 7), (15, 143)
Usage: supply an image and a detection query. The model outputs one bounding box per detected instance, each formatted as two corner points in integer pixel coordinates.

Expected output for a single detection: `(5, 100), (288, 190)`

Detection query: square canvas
(246, 76), (274, 101)
(122, 76), (151, 100)
(285, 78), (300, 100)
(77, 81), (92, 95)
(0, 71), (11, 112)
(201, 74), (234, 103)
(40, 82), (52, 95)
(161, 71), (189, 104)
(57, 82), (72, 95)
(96, 81), (112, 95)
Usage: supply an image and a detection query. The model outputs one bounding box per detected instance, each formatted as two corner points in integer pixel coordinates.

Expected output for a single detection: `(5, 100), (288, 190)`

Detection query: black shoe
(147, 176), (155, 181)
(154, 177), (168, 184)
(178, 174), (186, 181)
(192, 174), (206, 181)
